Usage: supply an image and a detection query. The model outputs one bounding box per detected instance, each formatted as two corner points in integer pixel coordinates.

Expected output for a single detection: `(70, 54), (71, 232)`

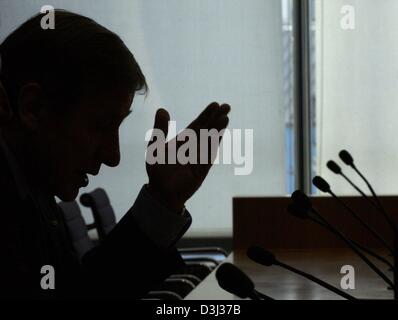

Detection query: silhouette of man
(0, 10), (230, 299)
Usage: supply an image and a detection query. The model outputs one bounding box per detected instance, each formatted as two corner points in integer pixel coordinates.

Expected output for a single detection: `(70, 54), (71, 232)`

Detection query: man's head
(0, 10), (147, 201)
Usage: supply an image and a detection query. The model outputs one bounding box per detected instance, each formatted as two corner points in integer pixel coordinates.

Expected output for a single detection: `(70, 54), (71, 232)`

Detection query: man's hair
(0, 9), (147, 113)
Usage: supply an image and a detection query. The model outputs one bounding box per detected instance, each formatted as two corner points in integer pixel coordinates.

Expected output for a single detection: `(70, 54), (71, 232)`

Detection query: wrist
(146, 183), (185, 213)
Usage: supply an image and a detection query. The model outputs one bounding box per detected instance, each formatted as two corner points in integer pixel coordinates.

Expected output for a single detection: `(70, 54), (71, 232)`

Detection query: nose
(101, 132), (121, 168)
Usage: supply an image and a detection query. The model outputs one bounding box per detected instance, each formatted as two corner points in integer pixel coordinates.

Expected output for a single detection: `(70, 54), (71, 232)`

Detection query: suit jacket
(0, 139), (187, 300)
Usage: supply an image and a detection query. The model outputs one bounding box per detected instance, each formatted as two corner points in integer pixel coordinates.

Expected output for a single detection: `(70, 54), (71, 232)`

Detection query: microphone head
(312, 176), (331, 193)
(339, 150), (354, 166)
(247, 246), (276, 266)
(291, 190), (312, 209)
(326, 160), (342, 174)
(287, 202), (310, 219)
(215, 263), (255, 298)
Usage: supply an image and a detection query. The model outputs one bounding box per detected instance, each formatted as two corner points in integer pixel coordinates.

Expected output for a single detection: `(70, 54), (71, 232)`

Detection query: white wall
(0, 0), (286, 237)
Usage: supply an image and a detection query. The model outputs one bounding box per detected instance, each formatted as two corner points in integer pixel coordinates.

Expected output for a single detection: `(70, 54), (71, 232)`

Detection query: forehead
(76, 89), (134, 118)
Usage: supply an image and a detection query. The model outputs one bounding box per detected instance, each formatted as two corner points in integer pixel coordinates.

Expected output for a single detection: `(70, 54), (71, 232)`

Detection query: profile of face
(18, 85), (133, 201)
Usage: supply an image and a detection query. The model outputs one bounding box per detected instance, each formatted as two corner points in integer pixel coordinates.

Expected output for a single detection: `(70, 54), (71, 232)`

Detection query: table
(185, 249), (394, 300)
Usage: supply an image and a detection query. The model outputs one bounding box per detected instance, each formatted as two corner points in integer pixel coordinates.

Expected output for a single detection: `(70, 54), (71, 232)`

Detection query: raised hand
(146, 102), (230, 212)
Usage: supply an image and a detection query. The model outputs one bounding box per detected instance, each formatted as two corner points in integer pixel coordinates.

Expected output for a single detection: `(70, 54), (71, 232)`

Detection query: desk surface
(185, 249), (394, 300)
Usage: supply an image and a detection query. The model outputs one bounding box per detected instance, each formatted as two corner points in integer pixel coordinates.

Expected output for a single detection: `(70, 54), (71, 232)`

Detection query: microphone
(247, 246), (357, 300)
(339, 150), (398, 299)
(288, 199), (394, 271)
(312, 176), (393, 253)
(327, 160), (378, 207)
(328, 159), (397, 232)
(339, 150), (354, 166)
(326, 160), (342, 175)
(215, 263), (274, 300)
(289, 191), (395, 289)
(312, 176), (331, 193)
(291, 190), (312, 210)
(338, 150), (397, 235)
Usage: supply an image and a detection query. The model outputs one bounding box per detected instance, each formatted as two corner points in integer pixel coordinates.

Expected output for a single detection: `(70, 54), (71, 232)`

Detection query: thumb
(148, 108), (170, 146)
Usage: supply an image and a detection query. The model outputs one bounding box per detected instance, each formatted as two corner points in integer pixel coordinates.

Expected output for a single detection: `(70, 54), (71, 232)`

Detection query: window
(0, 0), (292, 237)
(311, 0), (398, 196)
(6, 1), (394, 237)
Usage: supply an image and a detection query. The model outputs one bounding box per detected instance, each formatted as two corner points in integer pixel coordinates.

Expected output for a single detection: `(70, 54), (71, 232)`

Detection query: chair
(178, 246), (228, 264)
(179, 263), (214, 281)
(58, 201), (95, 261)
(169, 274), (201, 286)
(152, 278), (196, 298)
(143, 291), (182, 300)
(80, 188), (116, 241)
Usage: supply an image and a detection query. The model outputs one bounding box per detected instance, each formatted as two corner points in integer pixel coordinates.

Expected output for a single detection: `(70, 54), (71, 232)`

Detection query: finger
(192, 104), (230, 166)
(196, 102), (220, 124)
(190, 109), (230, 181)
(148, 108), (170, 147)
(188, 102), (219, 131)
(192, 114), (229, 171)
(213, 103), (231, 119)
(205, 115), (229, 164)
(153, 108), (170, 135)
(213, 114), (230, 132)
(206, 103), (230, 128)
(198, 103), (231, 132)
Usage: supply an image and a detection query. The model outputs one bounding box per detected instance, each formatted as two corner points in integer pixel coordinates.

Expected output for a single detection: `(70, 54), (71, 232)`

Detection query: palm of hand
(146, 102), (230, 212)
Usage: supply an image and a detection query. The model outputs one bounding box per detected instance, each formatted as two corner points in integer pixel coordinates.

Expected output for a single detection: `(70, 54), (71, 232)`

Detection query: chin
(56, 186), (80, 202)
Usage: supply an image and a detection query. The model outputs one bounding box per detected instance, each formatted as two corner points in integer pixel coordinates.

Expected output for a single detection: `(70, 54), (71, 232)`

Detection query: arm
(79, 186), (191, 299)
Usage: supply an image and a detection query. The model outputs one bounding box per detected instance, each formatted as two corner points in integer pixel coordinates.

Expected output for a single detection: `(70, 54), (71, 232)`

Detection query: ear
(0, 81), (12, 124)
(16, 83), (47, 131)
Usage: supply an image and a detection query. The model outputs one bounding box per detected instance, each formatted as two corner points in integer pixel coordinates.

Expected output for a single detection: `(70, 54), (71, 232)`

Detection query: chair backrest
(152, 278), (196, 298)
(80, 188), (116, 241)
(58, 201), (95, 261)
(178, 247), (228, 263)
